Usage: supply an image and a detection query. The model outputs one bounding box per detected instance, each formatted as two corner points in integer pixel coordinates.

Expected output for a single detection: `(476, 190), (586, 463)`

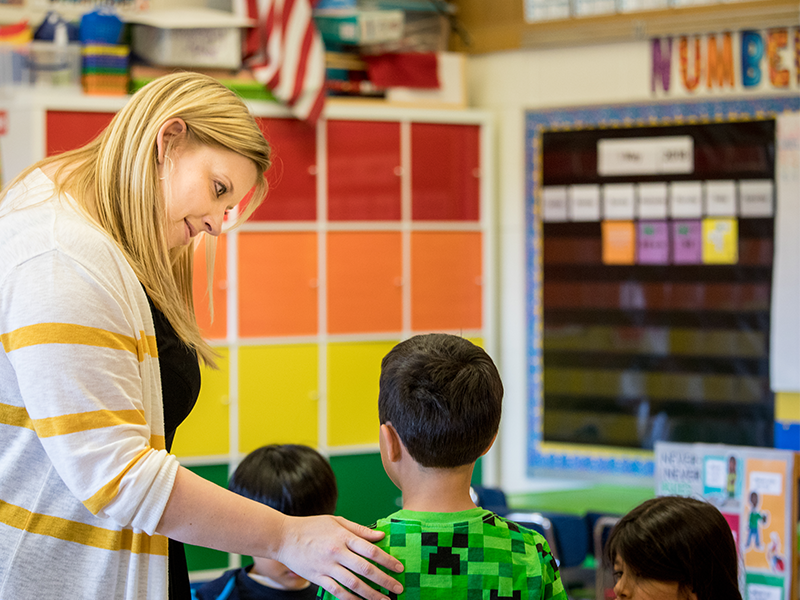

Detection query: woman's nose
(203, 211), (225, 236)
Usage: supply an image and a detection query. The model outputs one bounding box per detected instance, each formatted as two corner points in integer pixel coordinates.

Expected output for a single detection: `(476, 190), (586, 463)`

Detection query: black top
(146, 293), (202, 600)
(194, 567), (320, 600)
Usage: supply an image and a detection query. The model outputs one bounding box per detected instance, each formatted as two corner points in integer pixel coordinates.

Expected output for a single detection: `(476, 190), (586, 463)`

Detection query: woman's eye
(215, 182), (227, 197)
(613, 571), (622, 582)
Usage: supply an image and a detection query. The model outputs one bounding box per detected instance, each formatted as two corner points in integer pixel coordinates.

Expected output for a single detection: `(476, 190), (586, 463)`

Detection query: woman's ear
(156, 117), (187, 164)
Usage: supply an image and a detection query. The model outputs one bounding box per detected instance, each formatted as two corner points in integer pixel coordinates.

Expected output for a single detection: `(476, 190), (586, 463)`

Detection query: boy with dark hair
(194, 444), (338, 600)
(319, 333), (566, 600)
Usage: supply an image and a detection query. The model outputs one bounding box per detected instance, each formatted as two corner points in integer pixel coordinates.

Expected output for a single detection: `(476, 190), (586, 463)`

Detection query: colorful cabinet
(2, 95), (494, 577)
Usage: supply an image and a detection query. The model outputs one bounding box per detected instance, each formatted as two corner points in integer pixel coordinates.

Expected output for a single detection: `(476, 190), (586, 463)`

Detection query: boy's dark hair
(228, 444), (338, 516)
(606, 496), (742, 600)
(378, 333), (503, 468)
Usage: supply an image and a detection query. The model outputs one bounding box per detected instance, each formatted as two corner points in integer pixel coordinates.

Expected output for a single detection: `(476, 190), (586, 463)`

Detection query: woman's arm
(158, 467), (404, 600)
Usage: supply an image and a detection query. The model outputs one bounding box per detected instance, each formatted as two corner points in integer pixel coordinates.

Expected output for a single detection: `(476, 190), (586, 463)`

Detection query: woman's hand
(276, 514), (404, 600)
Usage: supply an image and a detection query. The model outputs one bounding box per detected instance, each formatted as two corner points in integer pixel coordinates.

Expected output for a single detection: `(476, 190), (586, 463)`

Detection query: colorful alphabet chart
(655, 442), (797, 600)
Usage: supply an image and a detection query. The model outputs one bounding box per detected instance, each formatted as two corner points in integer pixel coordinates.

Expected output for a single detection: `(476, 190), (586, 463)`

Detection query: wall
(465, 37), (799, 495)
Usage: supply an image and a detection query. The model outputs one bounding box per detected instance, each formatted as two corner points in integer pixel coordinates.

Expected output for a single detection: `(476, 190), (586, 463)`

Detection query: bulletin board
(525, 97), (800, 479)
(655, 441), (798, 600)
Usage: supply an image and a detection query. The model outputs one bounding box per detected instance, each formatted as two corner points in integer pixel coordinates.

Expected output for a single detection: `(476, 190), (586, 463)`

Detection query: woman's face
(613, 557), (697, 600)
(161, 141), (257, 249)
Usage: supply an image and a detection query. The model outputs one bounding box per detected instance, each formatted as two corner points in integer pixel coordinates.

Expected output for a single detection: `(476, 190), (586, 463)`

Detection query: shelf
(450, 0), (800, 53)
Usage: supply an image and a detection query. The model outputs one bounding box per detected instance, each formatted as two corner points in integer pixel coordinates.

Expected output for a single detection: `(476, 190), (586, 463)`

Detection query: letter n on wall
(652, 37), (672, 93)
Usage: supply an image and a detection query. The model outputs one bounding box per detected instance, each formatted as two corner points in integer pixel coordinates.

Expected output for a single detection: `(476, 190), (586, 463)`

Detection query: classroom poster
(655, 442), (795, 600)
(743, 459), (786, 573)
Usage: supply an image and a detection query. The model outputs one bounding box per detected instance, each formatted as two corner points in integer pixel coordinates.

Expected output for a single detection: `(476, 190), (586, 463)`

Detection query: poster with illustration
(655, 442), (795, 600)
(743, 459), (786, 573)
(702, 453), (742, 510)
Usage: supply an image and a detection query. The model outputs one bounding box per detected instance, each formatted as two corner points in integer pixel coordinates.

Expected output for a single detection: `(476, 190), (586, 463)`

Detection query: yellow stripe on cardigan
(1, 403), (166, 449)
(0, 499), (169, 555)
(0, 323), (157, 361)
(83, 447), (150, 515)
(32, 409), (147, 438)
(0, 403), (33, 430)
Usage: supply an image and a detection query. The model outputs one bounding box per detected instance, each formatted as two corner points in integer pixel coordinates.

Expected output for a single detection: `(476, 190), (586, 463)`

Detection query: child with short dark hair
(194, 444), (338, 600)
(319, 333), (567, 600)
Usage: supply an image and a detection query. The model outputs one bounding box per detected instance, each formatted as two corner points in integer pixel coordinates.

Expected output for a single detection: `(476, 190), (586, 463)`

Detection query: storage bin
(82, 44), (129, 95)
(131, 24), (242, 69)
(29, 41), (81, 88)
(0, 43), (30, 87)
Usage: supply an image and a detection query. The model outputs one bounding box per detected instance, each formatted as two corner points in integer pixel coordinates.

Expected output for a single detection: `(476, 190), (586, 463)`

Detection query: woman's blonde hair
(2, 72), (271, 365)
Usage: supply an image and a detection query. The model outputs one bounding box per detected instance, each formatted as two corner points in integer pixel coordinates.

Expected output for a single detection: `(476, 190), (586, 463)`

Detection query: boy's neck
(398, 463), (478, 513)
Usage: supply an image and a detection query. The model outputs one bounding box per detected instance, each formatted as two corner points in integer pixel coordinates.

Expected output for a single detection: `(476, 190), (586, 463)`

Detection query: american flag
(240, 0), (326, 123)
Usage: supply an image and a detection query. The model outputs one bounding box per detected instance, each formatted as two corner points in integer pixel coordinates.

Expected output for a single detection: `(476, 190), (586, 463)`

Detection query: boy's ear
(156, 117), (187, 164)
(480, 432), (498, 457)
(380, 422), (403, 463)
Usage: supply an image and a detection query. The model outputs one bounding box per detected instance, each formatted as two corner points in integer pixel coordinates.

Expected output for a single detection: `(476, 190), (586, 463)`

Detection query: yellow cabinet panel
(172, 348), (230, 458)
(239, 344), (319, 453)
(328, 341), (398, 447)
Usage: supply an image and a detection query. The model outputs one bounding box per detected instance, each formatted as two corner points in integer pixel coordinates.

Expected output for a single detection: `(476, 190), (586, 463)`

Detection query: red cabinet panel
(411, 123), (480, 221)
(327, 120), (402, 221)
(255, 118), (317, 221)
(46, 111), (115, 156)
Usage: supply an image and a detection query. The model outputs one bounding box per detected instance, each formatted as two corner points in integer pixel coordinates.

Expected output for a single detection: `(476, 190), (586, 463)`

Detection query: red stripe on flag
(306, 87), (325, 123)
(288, 19), (315, 106)
(243, 0), (260, 58)
(282, 0), (295, 39)
(246, 0), (326, 123)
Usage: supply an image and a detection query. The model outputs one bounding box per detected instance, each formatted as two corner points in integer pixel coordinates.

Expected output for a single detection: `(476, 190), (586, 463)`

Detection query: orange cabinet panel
(327, 121), (401, 221)
(254, 118), (317, 221)
(411, 123), (480, 221)
(192, 235), (227, 340)
(239, 232), (318, 337)
(327, 232), (402, 334)
(411, 231), (482, 331)
(46, 111), (115, 156)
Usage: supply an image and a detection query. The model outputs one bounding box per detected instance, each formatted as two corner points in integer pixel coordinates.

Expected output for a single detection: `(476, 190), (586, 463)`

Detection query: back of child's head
(606, 495), (742, 600)
(228, 444), (338, 516)
(378, 333), (503, 469)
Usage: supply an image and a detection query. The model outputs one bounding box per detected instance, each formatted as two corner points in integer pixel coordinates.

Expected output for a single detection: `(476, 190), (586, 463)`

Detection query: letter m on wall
(708, 33), (735, 88)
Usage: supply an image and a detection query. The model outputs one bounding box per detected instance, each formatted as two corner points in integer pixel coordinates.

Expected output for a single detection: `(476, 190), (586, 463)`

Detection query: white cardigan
(0, 169), (179, 599)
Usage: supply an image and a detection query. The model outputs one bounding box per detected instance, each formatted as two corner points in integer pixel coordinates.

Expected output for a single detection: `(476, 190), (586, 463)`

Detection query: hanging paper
(603, 183), (636, 220)
(637, 182), (668, 219)
(542, 186), (568, 222)
(602, 220), (635, 264)
(637, 220), (669, 264)
(669, 181), (703, 218)
(739, 180), (774, 218)
(569, 184), (601, 221)
(705, 180), (737, 216)
(702, 217), (738, 264)
(672, 220), (702, 264)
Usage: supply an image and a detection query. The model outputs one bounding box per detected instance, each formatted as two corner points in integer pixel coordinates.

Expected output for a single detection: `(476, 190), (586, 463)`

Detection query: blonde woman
(0, 73), (403, 600)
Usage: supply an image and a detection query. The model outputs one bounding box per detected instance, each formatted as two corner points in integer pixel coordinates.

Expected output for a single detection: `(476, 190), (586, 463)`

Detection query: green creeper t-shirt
(318, 508), (567, 600)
